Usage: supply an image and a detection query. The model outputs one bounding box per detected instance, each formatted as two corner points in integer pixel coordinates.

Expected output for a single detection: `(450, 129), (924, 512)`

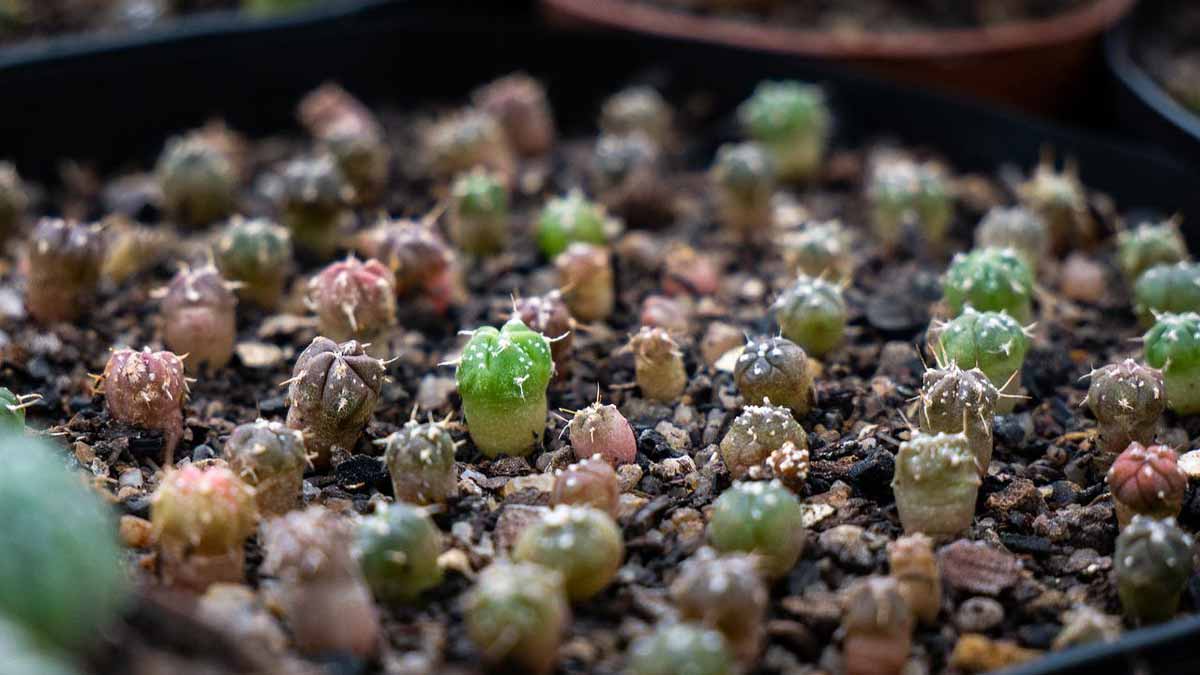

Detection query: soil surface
(0, 77), (1194, 675)
(635, 0), (1094, 32)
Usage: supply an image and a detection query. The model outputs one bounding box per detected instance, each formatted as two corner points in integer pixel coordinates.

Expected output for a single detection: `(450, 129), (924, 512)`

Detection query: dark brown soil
(0, 85), (1193, 675)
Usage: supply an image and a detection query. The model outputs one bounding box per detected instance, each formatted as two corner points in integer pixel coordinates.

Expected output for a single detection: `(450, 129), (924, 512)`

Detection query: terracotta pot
(541, 0), (1135, 113)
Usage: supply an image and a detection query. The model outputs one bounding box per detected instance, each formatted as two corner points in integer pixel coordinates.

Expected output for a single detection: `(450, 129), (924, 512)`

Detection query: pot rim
(542, 0), (1136, 59)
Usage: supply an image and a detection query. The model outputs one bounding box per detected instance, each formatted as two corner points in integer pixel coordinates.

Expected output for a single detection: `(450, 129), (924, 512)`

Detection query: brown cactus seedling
(887, 533), (941, 625)
(224, 419), (309, 517)
(670, 548), (768, 665)
(159, 264), (238, 372)
(1084, 360), (1166, 473)
(422, 108), (515, 187)
(626, 327), (687, 402)
(260, 506), (380, 657)
(720, 403), (808, 480)
(1106, 442), (1187, 528)
(24, 218), (105, 324)
(472, 72), (556, 157)
(841, 577), (915, 675)
(284, 337), (387, 469)
(556, 243), (615, 323)
(306, 256), (397, 345)
(662, 244), (719, 297)
(98, 348), (189, 464)
(551, 455), (621, 518)
(639, 295), (689, 335)
(357, 217), (463, 316)
(298, 84), (389, 205)
(378, 410), (459, 505)
(513, 291), (576, 377)
(1018, 148), (1095, 255)
(917, 364), (999, 477)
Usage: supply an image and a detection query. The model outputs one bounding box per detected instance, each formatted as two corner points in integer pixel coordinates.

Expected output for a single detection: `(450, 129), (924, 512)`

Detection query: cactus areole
(455, 318), (554, 457)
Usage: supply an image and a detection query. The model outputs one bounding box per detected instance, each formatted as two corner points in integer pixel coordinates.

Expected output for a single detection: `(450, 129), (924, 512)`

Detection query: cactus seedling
(738, 80), (830, 182)
(0, 616), (84, 675)
(224, 419), (308, 516)
(455, 318), (554, 458)
(556, 242), (615, 323)
(1133, 262), (1200, 326)
(628, 622), (735, 675)
(464, 560), (570, 674)
(640, 295), (689, 335)
(887, 533), (941, 624)
(361, 218), (461, 313)
(354, 502), (444, 603)
(423, 108), (515, 185)
(626, 327), (687, 402)
(513, 505), (624, 601)
(449, 168), (510, 256)
(710, 142), (775, 240)
(157, 131), (238, 227)
(284, 337), (386, 468)
(1117, 217), (1189, 286)
(24, 218), (104, 324)
(536, 191), (616, 259)
(307, 256), (397, 345)
(298, 83), (389, 205)
(662, 244), (720, 297)
(566, 400), (637, 466)
(1084, 360), (1166, 471)
(0, 161), (27, 242)
(720, 403), (808, 480)
(734, 335), (816, 416)
(514, 291), (575, 376)
(781, 219), (853, 281)
(708, 480), (805, 579)
(100, 347), (188, 464)
(473, 72), (556, 157)
(0, 435), (128, 650)
(379, 417), (458, 505)
(772, 274), (847, 357)
(932, 308), (1031, 412)
(0, 388), (39, 434)
(213, 216), (293, 309)
(260, 507), (380, 657)
(1114, 516), (1195, 624)
(160, 264), (238, 371)
(1107, 443), (1187, 528)
(151, 464), (258, 590)
(277, 154), (354, 257)
(591, 131), (672, 226)
(841, 577), (915, 675)
(892, 431), (981, 537)
(670, 549), (768, 664)
(599, 85), (674, 147)
(974, 206), (1049, 272)
(1144, 312), (1200, 414)
(942, 247), (1035, 323)
(1019, 151), (1094, 254)
(867, 154), (955, 252)
(551, 455), (621, 518)
(917, 364), (998, 476)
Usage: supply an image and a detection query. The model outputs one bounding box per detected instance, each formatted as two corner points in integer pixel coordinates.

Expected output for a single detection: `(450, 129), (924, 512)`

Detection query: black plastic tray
(1105, 0), (1200, 171)
(3, 5), (1200, 673)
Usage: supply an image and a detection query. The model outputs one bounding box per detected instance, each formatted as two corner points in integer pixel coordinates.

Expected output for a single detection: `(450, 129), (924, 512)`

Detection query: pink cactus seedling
(151, 464), (258, 591)
(99, 348), (189, 465)
(307, 256), (397, 345)
(565, 398), (637, 466)
(556, 242), (615, 323)
(359, 218), (463, 316)
(284, 337), (387, 469)
(298, 83), (389, 205)
(551, 455), (621, 518)
(513, 291), (576, 377)
(472, 72), (556, 157)
(1107, 442), (1188, 528)
(159, 264), (238, 372)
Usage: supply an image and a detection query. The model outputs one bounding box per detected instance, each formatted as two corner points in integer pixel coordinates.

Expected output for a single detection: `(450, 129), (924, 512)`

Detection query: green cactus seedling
(379, 418), (458, 505)
(781, 219), (853, 281)
(464, 561), (570, 675)
(628, 622), (735, 675)
(0, 387), (39, 434)
(536, 191), (614, 259)
(214, 216), (293, 309)
(892, 431), (980, 537)
(449, 168), (510, 256)
(1084, 360), (1166, 471)
(1133, 262), (1200, 326)
(600, 85), (674, 147)
(974, 206), (1048, 272)
(455, 318), (554, 458)
(772, 274), (847, 358)
(868, 154), (955, 253)
(355, 502), (444, 603)
(932, 308), (1031, 412)
(708, 480), (805, 579)
(942, 247), (1034, 323)
(710, 142), (775, 239)
(513, 505), (624, 601)
(224, 419), (308, 517)
(1114, 516), (1195, 624)
(738, 80), (830, 182)
(1117, 217), (1189, 286)
(1144, 312), (1200, 415)
(0, 434), (128, 651)
(157, 131), (238, 227)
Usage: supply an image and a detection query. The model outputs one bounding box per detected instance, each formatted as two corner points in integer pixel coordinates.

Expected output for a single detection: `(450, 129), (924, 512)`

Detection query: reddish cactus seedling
(99, 348), (188, 464)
